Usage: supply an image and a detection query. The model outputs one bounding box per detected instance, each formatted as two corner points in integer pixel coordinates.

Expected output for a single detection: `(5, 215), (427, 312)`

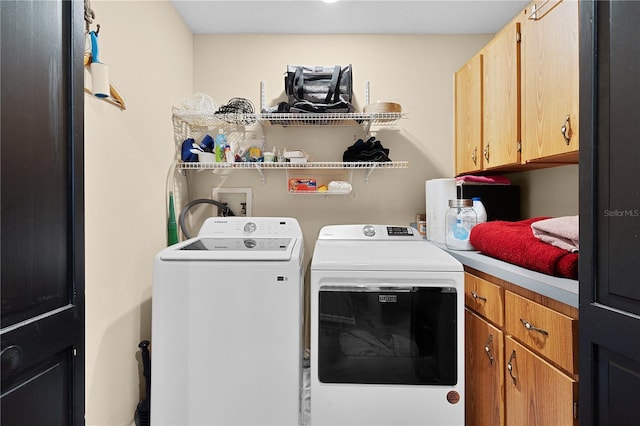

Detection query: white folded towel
(328, 181), (352, 194)
(531, 215), (579, 253)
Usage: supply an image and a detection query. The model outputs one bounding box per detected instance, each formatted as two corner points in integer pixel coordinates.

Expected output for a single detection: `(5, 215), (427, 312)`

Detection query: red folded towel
(456, 175), (511, 185)
(469, 217), (578, 279)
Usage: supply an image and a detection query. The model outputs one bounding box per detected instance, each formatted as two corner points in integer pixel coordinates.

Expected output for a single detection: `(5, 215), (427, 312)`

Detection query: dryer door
(317, 286), (458, 385)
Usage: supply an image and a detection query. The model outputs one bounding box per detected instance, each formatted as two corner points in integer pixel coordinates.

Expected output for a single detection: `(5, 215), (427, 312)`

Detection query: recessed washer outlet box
(212, 187), (253, 217)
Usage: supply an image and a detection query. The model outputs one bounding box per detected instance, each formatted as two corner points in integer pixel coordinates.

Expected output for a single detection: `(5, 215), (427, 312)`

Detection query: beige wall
(84, 1), (192, 425)
(507, 164), (579, 217)
(187, 34), (493, 258)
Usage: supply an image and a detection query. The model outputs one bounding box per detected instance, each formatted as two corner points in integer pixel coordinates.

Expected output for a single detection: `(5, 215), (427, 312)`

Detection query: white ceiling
(170, 0), (530, 35)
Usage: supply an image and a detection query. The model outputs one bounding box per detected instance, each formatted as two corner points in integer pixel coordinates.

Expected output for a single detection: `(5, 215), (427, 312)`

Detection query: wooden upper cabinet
(522, 0), (579, 163)
(482, 18), (522, 170)
(453, 1), (580, 174)
(455, 53), (483, 175)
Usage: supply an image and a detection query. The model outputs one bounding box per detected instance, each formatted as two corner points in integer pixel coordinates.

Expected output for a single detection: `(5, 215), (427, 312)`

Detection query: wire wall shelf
(176, 161), (407, 170)
(175, 160), (408, 184)
(258, 112), (406, 130)
(172, 111), (406, 129)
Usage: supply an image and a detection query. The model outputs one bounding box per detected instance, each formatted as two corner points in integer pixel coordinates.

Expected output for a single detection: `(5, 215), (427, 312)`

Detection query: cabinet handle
(484, 334), (494, 365)
(471, 147), (477, 165)
(520, 318), (549, 335)
(507, 349), (517, 384)
(561, 115), (572, 145)
(471, 291), (487, 302)
(1, 345), (24, 378)
(483, 145), (489, 162)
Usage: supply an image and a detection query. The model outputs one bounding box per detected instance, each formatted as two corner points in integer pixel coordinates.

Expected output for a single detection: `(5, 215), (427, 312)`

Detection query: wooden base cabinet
(464, 270), (579, 425)
(465, 309), (505, 426)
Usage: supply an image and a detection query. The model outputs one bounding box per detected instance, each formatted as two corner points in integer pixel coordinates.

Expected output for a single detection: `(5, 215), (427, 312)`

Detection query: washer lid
(311, 239), (462, 272)
(159, 237), (300, 261)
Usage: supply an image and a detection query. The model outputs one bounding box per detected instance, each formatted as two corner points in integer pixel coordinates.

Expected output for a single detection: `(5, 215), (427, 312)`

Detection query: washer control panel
(197, 217), (302, 238)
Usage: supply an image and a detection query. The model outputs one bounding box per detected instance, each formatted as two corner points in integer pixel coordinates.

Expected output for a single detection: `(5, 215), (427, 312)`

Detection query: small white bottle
(224, 142), (234, 163)
(263, 146), (275, 162)
(472, 197), (488, 224)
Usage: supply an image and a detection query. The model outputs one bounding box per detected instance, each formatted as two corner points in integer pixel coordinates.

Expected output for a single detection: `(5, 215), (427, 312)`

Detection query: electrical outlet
(212, 187), (252, 217)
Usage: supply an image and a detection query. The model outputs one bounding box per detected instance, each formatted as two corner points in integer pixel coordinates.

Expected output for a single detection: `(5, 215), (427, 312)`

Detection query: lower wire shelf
(175, 160), (408, 184)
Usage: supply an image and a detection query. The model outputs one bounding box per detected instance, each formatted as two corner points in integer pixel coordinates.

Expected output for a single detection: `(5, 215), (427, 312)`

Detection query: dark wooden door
(579, 0), (640, 423)
(1, 0), (84, 424)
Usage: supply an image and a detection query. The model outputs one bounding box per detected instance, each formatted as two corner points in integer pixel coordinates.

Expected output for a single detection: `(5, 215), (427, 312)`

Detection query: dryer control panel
(318, 224), (421, 241)
(386, 226), (414, 236)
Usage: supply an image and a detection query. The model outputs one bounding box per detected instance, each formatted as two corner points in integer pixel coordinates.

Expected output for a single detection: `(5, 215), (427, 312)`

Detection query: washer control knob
(362, 225), (376, 237)
(243, 222), (257, 234)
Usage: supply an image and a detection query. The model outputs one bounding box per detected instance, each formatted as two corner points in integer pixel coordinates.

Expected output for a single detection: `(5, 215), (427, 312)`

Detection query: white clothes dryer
(310, 224), (464, 426)
(151, 217), (304, 425)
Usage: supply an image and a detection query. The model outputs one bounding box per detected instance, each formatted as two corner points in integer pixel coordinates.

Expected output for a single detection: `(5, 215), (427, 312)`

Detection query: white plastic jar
(472, 197), (487, 224)
(445, 199), (477, 250)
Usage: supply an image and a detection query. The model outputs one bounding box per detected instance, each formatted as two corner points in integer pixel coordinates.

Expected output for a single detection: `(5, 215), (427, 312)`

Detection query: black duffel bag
(285, 65), (354, 113)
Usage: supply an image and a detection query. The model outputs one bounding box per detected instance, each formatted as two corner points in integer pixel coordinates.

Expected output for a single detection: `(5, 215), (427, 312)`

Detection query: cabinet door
(465, 309), (504, 426)
(522, 0), (579, 162)
(505, 337), (578, 426)
(1, 1), (85, 425)
(482, 20), (521, 169)
(579, 1), (640, 423)
(455, 54), (483, 175)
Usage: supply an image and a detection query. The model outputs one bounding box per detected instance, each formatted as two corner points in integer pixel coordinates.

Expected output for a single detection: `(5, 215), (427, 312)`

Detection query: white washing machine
(151, 217), (304, 425)
(310, 224), (464, 426)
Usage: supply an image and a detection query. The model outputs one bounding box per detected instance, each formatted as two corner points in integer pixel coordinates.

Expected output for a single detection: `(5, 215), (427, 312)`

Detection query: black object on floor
(135, 340), (151, 426)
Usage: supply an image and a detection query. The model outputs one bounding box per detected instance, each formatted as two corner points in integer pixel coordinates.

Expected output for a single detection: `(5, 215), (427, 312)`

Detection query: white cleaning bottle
(215, 129), (226, 163)
(224, 141), (234, 163)
(472, 197), (487, 224)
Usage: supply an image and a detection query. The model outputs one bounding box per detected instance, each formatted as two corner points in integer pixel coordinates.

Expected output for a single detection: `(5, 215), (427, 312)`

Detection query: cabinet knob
(471, 147), (477, 165)
(561, 115), (572, 145)
(483, 145), (490, 162)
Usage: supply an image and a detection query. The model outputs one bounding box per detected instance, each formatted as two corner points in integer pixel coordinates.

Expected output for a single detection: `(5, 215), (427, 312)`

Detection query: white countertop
(426, 241), (579, 308)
